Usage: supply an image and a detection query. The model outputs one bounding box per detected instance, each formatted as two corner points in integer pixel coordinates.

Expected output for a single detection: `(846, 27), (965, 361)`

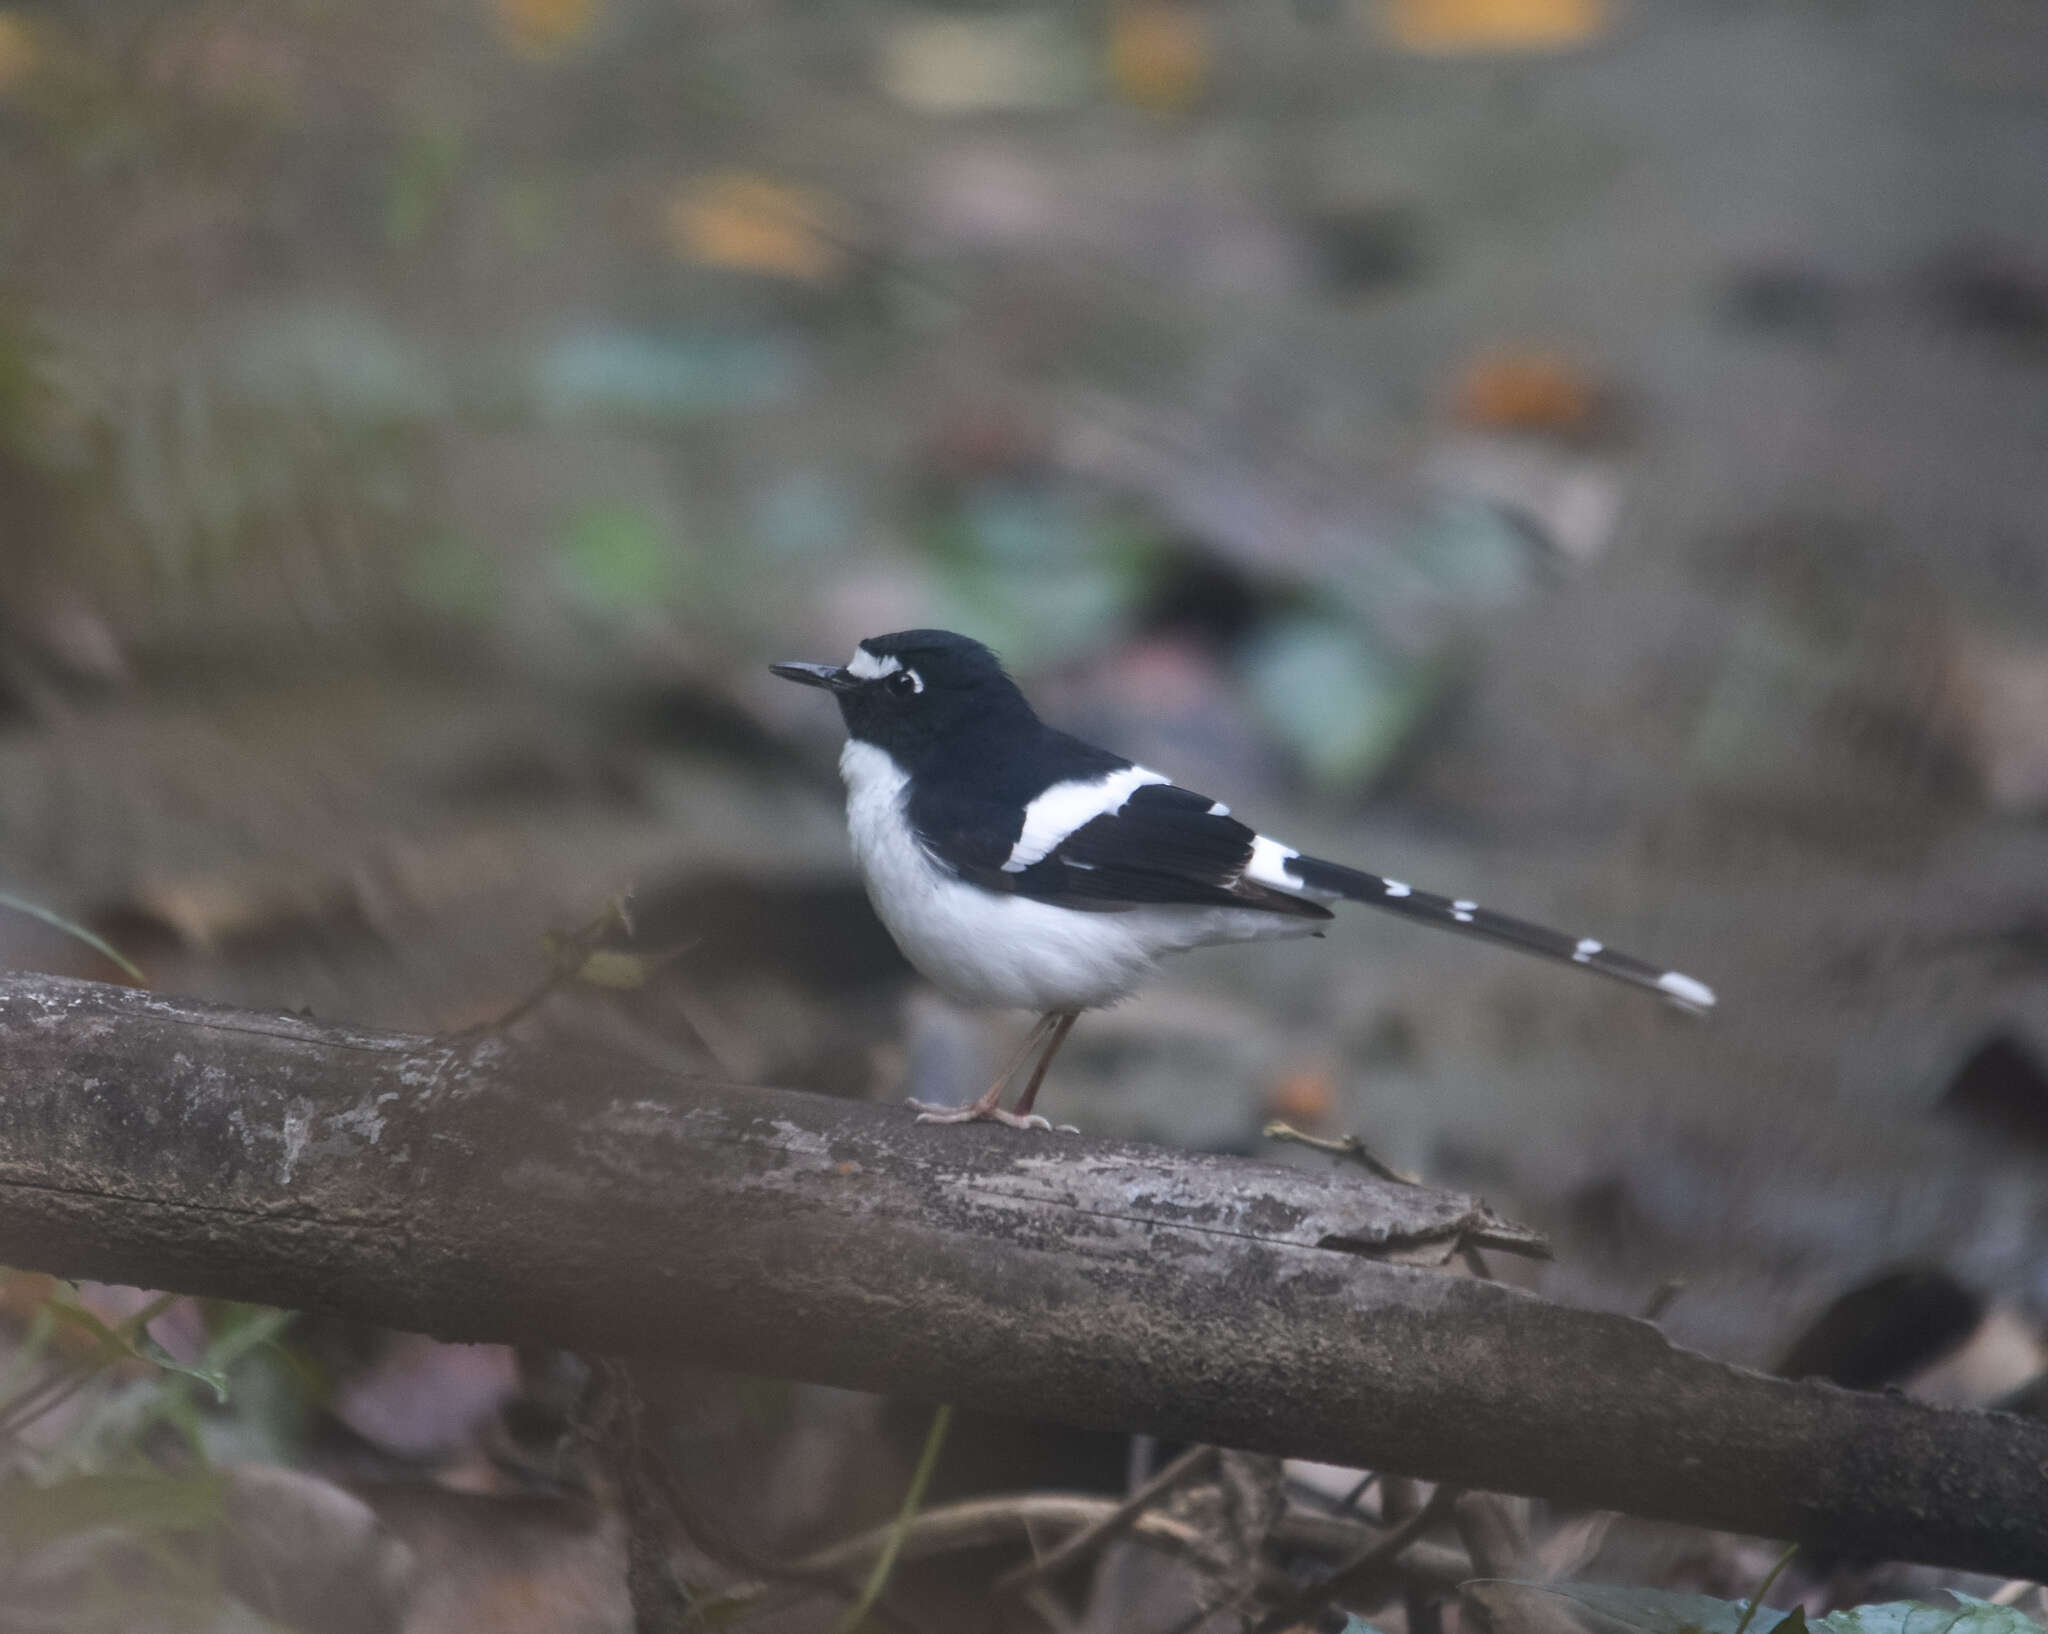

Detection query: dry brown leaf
(0, 12), (39, 92)
(486, 0), (601, 60)
(1108, 0), (1210, 114)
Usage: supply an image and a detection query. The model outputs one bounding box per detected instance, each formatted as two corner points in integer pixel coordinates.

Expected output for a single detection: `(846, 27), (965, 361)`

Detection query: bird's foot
(906, 1098), (1075, 1133)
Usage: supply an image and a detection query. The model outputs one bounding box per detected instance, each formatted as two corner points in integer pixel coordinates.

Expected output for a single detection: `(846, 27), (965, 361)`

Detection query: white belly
(840, 741), (1314, 1012)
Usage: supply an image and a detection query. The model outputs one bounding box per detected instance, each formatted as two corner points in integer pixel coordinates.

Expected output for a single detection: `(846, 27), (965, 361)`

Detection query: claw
(907, 1098), (1064, 1132)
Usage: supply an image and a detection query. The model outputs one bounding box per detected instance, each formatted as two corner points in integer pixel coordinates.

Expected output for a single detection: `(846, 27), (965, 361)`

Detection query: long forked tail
(1282, 853), (1716, 1014)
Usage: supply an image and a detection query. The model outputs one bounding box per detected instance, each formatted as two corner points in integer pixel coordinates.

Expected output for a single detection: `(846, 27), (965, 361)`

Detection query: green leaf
(1489, 1585), (2037, 1634)
(554, 502), (673, 610)
(1807, 1597), (2037, 1634)
(43, 1293), (240, 1404)
(1514, 1581), (1757, 1634)
(144, 1304), (297, 1417)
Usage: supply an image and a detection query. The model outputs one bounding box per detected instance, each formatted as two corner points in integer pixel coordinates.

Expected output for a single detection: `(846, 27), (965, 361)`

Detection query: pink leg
(907, 1013), (1065, 1129)
(1010, 1012), (1078, 1120)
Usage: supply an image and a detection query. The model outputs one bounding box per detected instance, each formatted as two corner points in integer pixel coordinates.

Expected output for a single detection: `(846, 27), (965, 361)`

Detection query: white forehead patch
(846, 647), (902, 681)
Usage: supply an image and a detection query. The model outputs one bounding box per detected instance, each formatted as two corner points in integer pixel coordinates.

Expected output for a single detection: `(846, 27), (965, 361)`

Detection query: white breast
(838, 740), (1314, 1013)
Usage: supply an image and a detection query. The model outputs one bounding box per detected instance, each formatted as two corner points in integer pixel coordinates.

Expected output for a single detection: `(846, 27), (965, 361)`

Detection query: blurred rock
(222, 1463), (417, 1634)
(1943, 631), (2048, 814)
(371, 1487), (629, 1634)
(879, 14), (1092, 115)
(335, 1335), (522, 1461)
(1424, 435), (1621, 569)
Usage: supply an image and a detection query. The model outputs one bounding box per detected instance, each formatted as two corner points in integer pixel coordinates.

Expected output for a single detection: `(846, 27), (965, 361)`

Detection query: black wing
(918, 779), (1331, 920)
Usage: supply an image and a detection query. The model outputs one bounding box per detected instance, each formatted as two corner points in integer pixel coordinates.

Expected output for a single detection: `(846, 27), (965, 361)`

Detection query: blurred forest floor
(0, 0), (2045, 1628)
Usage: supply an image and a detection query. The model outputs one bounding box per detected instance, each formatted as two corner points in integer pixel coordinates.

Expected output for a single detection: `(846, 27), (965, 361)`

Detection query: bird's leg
(1009, 1011), (1078, 1120)
(907, 1012), (1062, 1129)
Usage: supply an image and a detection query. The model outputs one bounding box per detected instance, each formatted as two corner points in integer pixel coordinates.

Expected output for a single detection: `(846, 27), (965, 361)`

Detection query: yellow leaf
(487, 0), (601, 61)
(1379, 0), (1611, 54)
(663, 173), (848, 284)
(1107, 1), (1209, 115)
(576, 949), (650, 990)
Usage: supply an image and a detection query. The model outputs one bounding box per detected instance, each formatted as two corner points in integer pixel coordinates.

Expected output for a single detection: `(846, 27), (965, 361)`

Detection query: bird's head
(771, 629), (1032, 761)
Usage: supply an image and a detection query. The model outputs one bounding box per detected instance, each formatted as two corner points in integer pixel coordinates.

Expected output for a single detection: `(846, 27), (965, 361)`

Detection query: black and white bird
(773, 629), (1714, 1131)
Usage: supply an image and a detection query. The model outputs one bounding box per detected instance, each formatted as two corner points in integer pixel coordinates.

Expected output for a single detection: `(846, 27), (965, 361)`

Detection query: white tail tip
(1657, 970), (1717, 1012)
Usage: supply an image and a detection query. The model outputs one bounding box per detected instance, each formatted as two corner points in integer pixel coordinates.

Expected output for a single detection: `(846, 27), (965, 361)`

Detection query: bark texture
(0, 974), (2043, 1577)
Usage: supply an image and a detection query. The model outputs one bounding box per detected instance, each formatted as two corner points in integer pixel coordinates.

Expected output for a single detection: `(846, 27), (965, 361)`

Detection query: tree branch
(0, 974), (2043, 1579)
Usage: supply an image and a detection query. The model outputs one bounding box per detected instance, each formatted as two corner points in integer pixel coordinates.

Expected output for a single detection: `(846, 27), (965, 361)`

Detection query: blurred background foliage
(0, 0), (2046, 1627)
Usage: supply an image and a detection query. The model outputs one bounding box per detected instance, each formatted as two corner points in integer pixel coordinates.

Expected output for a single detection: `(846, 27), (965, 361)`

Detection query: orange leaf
(1452, 348), (1602, 433)
(1380, 0), (1611, 54)
(664, 173), (849, 284)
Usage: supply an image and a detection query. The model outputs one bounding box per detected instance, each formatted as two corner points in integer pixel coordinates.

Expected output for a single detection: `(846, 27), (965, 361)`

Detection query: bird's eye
(888, 670), (922, 698)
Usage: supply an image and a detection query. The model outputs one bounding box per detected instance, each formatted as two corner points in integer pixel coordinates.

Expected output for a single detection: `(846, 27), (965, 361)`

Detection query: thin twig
(453, 895), (638, 1039)
(1250, 1482), (1461, 1634)
(1263, 1121), (1422, 1187)
(694, 1495), (1469, 1623)
(588, 1359), (689, 1634)
(995, 1443), (1218, 1595)
(1338, 1472), (1380, 1515)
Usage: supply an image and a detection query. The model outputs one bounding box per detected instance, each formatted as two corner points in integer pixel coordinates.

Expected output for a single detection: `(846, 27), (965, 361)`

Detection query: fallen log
(0, 973), (2042, 1578)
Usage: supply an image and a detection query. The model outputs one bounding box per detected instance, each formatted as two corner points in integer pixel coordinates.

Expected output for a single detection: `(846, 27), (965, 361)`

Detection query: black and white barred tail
(1255, 846), (1716, 1014)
